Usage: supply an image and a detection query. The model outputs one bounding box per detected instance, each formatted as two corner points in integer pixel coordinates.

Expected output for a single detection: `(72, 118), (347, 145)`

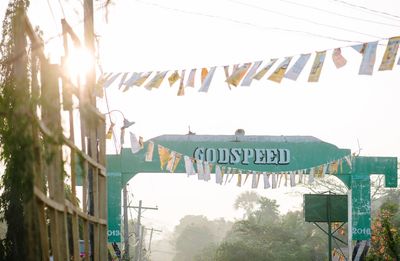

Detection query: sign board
(106, 134), (398, 242)
(304, 194), (348, 222)
(107, 172), (121, 242)
(351, 176), (371, 240)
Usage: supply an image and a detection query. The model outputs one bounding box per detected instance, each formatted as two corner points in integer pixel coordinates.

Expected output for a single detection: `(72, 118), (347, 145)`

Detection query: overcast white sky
(3, 0), (400, 241)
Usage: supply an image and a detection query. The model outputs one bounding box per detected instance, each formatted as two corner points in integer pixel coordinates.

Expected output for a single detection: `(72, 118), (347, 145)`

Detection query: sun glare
(64, 47), (93, 85)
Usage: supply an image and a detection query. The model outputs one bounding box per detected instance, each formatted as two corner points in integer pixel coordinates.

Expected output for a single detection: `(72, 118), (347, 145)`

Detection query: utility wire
(331, 0), (400, 21)
(133, 0), (362, 43)
(276, 0), (400, 28)
(229, 0), (384, 39)
(46, 0), (58, 26)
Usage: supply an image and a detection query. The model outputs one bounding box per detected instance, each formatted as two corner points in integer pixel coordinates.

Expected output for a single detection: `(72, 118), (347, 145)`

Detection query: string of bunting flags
(99, 36), (400, 95)
(132, 136), (354, 189)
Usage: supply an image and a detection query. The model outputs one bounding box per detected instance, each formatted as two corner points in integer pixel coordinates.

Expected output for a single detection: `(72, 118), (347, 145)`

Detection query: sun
(64, 47), (93, 85)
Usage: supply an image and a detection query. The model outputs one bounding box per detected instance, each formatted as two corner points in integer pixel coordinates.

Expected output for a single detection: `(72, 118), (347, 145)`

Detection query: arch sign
(106, 135), (398, 243)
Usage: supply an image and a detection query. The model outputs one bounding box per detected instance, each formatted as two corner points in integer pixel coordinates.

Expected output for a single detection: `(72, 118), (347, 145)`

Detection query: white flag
(184, 156), (195, 176)
(263, 172), (270, 189)
(241, 61), (263, 86)
(196, 160), (205, 180)
(204, 162), (211, 181)
(251, 171), (258, 189)
(129, 132), (141, 154)
(198, 67), (217, 92)
(215, 165), (223, 184)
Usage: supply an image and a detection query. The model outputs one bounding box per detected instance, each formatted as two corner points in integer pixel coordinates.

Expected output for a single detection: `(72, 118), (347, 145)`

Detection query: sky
(2, 0), (400, 246)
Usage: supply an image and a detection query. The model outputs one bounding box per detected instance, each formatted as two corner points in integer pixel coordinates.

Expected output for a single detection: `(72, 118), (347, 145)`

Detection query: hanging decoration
(99, 36), (400, 96)
(141, 142), (353, 190)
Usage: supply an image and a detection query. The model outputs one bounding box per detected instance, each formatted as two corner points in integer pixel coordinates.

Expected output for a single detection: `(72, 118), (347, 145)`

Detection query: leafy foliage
(0, 1), (34, 260)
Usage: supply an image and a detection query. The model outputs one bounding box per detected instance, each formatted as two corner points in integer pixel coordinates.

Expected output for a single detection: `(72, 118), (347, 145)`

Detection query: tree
(172, 215), (232, 261)
(233, 191), (260, 219)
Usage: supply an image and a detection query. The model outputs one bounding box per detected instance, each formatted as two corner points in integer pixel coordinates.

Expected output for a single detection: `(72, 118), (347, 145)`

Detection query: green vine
(0, 1), (33, 260)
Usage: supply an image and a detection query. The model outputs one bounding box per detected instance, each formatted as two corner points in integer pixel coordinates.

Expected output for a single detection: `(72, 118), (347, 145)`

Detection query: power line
(276, 0), (400, 28)
(229, 0), (384, 39)
(133, 0), (362, 43)
(331, 0), (400, 21)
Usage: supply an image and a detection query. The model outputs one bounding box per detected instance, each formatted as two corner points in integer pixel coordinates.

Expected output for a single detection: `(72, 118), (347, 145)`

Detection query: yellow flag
(329, 161), (338, 175)
(172, 153), (182, 173)
(268, 57), (292, 83)
(145, 141), (154, 162)
(226, 63), (251, 87)
(177, 70), (186, 96)
(168, 71), (180, 87)
(237, 172), (242, 187)
(201, 68), (208, 85)
(379, 36), (400, 71)
(158, 145), (170, 170)
(308, 51), (326, 82)
(223, 66), (232, 90)
(106, 123), (114, 139)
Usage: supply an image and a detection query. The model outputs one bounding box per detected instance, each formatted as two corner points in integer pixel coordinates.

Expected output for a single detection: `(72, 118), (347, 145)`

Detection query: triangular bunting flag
(308, 51), (326, 82)
(253, 59), (277, 80)
(268, 57), (292, 83)
(158, 145), (170, 170)
(198, 66), (217, 93)
(145, 71), (168, 89)
(241, 61), (263, 86)
(129, 132), (141, 154)
(284, 54), (311, 81)
(379, 36), (400, 71)
(186, 69), (196, 87)
(226, 63), (251, 87)
(168, 70), (180, 87)
(359, 41), (378, 75)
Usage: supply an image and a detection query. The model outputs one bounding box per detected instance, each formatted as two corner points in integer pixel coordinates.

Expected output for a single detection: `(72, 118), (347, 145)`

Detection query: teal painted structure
(106, 134), (398, 242)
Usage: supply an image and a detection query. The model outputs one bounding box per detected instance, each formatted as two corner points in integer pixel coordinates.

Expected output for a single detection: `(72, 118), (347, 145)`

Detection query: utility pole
(128, 200), (158, 261)
(145, 228), (162, 253)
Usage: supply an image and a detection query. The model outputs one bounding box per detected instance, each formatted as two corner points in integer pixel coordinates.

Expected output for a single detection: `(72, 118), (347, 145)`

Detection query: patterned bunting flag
(251, 171), (258, 188)
(201, 68), (208, 85)
(308, 168), (315, 184)
(118, 72), (129, 89)
(379, 36), (400, 71)
(226, 63), (251, 87)
(223, 66), (232, 89)
(215, 165), (223, 184)
(145, 71), (168, 89)
(103, 73), (121, 88)
(133, 71), (152, 86)
(237, 171), (242, 187)
(124, 72), (141, 89)
(329, 161), (339, 175)
(196, 160), (205, 180)
(184, 155), (195, 176)
(199, 66), (217, 93)
(177, 70), (186, 96)
(284, 54), (311, 81)
(158, 145), (170, 170)
(186, 69), (196, 87)
(332, 48), (347, 68)
(290, 172), (296, 187)
(168, 70), (180, 87)
(204, 162), (212, 181)
(145, 141), (154, 162)
(129, 132), (141, 154)
(359, 41), (378, 75)
(166, 151), (177, 172)
(263, 172), (270, 189)
(271, 173), (277, 189)
(268, 57), (292, 83)
(308, 51), (326, 82)
(172, 153), (182, 173)
(253, 59), (277, 80)
(241, 61), (263, 86)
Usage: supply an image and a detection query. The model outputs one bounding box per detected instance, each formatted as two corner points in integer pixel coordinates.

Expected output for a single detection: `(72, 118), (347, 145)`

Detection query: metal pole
(123, 185), (129, 260)
(135, 200), (142, 261)
(348, 189), (353, 261)
(138, 225), (145, 261)
(327, 193), (332, 261)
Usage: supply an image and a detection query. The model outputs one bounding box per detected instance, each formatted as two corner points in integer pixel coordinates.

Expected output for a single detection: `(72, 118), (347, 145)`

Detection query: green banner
(351, 176), (371, 240)
(107, 172), (121, 242)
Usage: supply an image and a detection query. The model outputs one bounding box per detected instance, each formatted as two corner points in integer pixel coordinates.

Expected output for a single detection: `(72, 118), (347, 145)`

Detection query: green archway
(106, 134), (398, 244)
